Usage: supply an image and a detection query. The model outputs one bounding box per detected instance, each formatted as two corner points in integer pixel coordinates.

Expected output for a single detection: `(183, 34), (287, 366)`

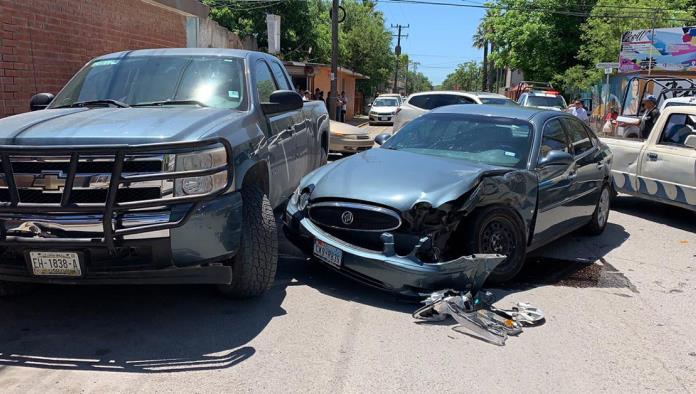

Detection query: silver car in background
(392, 91), (516, 131)
(368, 96), (401, 125)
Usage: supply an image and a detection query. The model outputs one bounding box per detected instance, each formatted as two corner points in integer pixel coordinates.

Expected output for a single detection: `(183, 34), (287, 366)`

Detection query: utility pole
(330, 0), (339, 120)
(391, 24), (408, 94)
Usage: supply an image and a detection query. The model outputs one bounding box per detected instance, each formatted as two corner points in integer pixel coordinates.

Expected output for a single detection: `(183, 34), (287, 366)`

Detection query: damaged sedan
(284, 105), (613, 296)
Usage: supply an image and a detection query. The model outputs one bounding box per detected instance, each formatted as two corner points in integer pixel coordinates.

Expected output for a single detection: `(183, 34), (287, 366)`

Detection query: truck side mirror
(30, 93), (55, 111)
(684, 134), (696, 149)
(262, 90), (303, 115)
(538, 150), (574, 167)
(374, 133), (391, 145)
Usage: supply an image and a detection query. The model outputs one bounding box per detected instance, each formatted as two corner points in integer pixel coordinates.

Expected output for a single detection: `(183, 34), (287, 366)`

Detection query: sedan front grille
(308, 201), (401, 232)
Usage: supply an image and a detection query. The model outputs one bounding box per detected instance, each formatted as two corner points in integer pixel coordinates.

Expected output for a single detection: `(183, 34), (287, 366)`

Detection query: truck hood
(304, 148), (511, 212)
(0, 107), (243, 145)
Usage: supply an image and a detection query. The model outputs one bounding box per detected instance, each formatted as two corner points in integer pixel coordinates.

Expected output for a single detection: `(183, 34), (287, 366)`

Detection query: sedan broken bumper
(284, 205), (504, 297)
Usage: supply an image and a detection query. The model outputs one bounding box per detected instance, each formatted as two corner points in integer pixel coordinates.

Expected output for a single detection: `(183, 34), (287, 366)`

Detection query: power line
(376, 0), (696, 22)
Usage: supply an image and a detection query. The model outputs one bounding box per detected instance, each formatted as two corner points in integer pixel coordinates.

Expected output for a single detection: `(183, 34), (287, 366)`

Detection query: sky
(375, 1), (486, 86)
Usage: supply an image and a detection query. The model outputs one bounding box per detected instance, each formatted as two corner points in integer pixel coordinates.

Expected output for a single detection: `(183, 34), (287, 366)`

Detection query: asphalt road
(1, 124), (695, 392)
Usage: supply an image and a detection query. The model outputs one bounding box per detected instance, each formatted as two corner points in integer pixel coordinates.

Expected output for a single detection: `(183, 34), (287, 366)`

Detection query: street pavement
(0, 124), (695, 393)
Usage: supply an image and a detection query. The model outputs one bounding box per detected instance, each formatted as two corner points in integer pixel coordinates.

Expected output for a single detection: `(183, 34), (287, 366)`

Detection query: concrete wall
(189, 17), (257, 50)
(311, 67), (360, 120)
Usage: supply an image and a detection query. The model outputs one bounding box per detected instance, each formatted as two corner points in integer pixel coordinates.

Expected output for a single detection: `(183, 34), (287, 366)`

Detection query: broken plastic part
(380, 232), (396, 257)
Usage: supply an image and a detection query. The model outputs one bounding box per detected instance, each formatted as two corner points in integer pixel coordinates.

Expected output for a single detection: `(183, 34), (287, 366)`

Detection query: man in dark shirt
(639, 95), (660, 139)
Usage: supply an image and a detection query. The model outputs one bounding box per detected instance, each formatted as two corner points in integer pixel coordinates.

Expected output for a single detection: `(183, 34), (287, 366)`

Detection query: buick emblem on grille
(31, 171), (66, 191)
(341, 210), (354, 225)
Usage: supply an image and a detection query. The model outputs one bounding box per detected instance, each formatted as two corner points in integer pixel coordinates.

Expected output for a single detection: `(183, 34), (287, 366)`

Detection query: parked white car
(603, 105), (696, 211)
(329, 120), (373, 154)
(392, 91), (516, 131)
(368, 96), (401, 125)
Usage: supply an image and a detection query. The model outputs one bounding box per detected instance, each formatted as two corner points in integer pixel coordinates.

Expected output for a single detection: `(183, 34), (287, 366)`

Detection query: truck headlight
(174, 147), (228, 196)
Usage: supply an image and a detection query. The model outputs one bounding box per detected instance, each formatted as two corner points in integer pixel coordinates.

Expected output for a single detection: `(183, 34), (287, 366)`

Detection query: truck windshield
(382, 113), (533, 169)
(50, 55), (247, 110)
(526, 95), (566, 108)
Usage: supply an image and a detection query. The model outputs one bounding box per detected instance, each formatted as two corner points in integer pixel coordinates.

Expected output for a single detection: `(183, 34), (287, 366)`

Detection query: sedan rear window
(479, 97), (517, 106)
(382, 113), (533, 168)
(526, 95), (566, 109)
(408, 94), (474, 110)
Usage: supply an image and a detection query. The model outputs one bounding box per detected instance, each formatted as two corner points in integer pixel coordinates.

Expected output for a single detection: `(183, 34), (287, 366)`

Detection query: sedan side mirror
(538, 150), (574, 167)
(374, 133), (392, 145)
(262, 90), (303, 115)
(30, 93), (55, 111)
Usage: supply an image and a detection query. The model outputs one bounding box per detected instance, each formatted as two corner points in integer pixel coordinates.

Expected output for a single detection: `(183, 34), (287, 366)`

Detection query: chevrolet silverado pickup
(0, 48), (329, 298)
(604, 106), (696, 211)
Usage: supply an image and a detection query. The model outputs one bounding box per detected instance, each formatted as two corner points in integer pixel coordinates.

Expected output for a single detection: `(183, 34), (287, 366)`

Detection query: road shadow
(0, 276), (288, 373)
(612, 195), (696, 233)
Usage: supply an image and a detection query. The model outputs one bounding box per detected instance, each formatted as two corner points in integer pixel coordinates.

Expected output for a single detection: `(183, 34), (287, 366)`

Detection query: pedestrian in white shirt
(570, 100), (589, 123)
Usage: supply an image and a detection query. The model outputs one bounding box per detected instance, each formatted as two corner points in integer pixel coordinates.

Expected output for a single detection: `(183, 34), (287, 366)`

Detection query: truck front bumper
(0, 192), (243, 285)
(283, 203), (504, 297)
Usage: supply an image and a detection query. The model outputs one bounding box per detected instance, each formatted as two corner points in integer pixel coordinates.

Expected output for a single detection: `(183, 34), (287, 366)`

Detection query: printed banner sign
(619, 27), (696, 73)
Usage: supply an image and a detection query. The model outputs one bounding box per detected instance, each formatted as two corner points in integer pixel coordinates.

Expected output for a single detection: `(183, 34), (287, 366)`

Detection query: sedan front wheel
(465, 207), (527, 283)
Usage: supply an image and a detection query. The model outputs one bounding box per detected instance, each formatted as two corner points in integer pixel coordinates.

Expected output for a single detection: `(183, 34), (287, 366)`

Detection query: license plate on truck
(29, 251), (82, 276)
(313, 239), (342, 268)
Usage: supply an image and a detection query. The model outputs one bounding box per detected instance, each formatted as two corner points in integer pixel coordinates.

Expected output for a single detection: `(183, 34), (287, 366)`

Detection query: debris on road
(413, 289), (544, 346)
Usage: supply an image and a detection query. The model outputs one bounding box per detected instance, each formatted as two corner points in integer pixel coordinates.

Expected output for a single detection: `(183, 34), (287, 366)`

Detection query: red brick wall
(0, 0), (188, 118)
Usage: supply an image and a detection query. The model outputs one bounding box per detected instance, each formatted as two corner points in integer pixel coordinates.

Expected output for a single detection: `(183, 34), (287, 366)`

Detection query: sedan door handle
(567, 171), (577, 180)
(647, 152), (658, 160)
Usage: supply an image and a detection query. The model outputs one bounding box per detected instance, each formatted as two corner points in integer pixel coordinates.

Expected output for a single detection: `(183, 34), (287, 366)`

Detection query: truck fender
(235, 158), (270, 196)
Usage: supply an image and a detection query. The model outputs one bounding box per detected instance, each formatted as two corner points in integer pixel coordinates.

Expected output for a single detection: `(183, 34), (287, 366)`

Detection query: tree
(205, 0), (395, 95)
(561, 0), (696, 90)
(442, 62), (483, 91)
(404, 70), (434, 93)
(481, 0), (592, 84)
(473, 23), (489, 91)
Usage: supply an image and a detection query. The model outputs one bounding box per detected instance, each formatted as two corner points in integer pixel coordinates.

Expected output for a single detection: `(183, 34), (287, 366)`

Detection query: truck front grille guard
(0, 138), (234, 252)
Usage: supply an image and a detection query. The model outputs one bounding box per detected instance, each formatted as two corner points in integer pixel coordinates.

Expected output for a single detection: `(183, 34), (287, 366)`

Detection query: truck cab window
(255, 61), (278, 102)
(270, 62), (292, 91)
(659, 113), (696, 147)
(539, 118), (571, 161)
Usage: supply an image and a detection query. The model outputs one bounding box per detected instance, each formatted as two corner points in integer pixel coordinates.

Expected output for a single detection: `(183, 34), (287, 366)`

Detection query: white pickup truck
(603, 106), (696, 211)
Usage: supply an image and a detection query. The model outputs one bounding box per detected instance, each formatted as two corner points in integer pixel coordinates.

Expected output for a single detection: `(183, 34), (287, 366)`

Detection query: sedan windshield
(373, 98), (399, 107)
(526, 95), (566, 108)
(382, 113), (533, 169)
(50, 55), (247, 110)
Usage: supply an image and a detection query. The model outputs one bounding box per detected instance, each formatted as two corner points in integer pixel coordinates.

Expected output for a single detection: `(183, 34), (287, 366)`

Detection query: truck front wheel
(218, 185), (278, 298)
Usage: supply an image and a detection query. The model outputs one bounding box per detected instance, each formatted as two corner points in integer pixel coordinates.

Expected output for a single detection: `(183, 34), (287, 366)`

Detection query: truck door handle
(596, 163), (604, 170)
(647, 152), (658, 160)
(567, 171), (577, 180)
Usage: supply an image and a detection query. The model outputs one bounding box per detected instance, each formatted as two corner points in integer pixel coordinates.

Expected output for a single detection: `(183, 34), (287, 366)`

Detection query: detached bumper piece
(413, 289), (545, 346)
(285, 208), (508, 296)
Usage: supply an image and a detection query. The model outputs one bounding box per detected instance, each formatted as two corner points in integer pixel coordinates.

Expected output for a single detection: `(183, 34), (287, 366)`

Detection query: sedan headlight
(290, 185), (312, 210)
(174, 147), (228, 196)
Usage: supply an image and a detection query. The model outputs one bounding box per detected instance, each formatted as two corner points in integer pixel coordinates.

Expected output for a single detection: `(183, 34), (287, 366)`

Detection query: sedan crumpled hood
(305, 148), (511, 212)
(0, 107), (243, 145)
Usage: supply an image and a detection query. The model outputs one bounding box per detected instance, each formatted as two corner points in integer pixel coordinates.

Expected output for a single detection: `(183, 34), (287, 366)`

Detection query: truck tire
(464, 207), (527, 283)
(584, 184), (611, 235)
(218, 185), (278, 298)
(0, 281), (34, 297)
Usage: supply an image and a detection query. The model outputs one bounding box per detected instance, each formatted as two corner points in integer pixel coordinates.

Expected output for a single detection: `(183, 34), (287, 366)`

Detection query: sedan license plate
(379, 116), (388, 121)
(313, 239), (343, 268)
(29, 251), (82, 277)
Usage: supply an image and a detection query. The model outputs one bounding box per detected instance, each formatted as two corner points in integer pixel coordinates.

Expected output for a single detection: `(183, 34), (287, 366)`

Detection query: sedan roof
(429, 103), (558, 121)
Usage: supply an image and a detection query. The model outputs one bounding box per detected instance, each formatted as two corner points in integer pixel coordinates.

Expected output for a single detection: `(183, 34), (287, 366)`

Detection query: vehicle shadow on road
(611, 195), (696, 233)
(0, 279), (288, 373)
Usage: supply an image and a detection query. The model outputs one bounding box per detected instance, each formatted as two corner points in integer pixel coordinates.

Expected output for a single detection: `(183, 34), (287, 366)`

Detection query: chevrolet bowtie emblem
(32, 171), (67, 191)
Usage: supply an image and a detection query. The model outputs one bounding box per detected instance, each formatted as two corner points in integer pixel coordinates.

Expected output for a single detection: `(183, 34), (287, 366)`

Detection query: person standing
(313, 88), (321, 100)
(570, 100), (589, 124)
(339, 91), (348, 122)
(639, 95), (660, 139)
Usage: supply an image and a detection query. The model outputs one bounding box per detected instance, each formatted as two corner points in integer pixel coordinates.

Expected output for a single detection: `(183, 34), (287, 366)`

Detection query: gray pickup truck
(0, 48), (329, 298)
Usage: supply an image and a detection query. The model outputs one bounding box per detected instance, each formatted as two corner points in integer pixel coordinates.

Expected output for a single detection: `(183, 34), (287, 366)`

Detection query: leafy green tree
(481, 0), (592, 84)
(442, 62), (483, 91)
(562, 0), (696, 89)
(404, 70), (434, 93)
